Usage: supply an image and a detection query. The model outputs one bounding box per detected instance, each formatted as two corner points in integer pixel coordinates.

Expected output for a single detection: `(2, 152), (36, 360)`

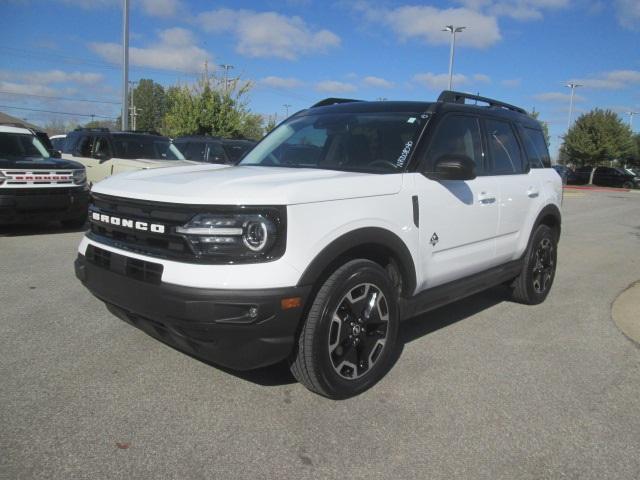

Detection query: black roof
(174, 135), (256, 143)
(300, 90), (538, 127)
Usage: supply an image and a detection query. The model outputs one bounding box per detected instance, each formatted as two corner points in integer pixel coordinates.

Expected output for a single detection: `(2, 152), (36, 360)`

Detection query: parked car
(61, 128), (198, 184)
(173, 136), (256, 164)
(0, 124), (88, 226)
(75, 90), (562, 398)
(573, 166), (593, 184)
(592, 166), (639, 189)
(50, 134), (66, 152)
(552, 165), (580, 185)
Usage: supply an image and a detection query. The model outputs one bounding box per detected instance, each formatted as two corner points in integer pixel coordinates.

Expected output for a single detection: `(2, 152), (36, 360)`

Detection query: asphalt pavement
(1, 189), (639, 480)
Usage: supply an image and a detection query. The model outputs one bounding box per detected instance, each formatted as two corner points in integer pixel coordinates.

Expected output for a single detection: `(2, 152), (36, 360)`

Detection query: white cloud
(315, 80), (357, 93)
(534, 92), (586, 103)
(455, 0), (569, 20)
(356, 4), (501, 48)
(197, 9), (340, 60)
(0, 80), (57, 97)
(0, 69), (104, 85)
(502, 78), (522, 87)
(570, 70), (640, 90)
(412, 72), (491, 90)
(89, 27), (211, 73)
(614, 0), (640, 29)
(259, 76), (305, 89)
(362, 76), (395, 88)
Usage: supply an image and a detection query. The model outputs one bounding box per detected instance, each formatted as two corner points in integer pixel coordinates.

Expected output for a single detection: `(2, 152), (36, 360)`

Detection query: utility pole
(283, 104), (292, 117)
(566, 82), (582, 130)
(121, 0), (129, 131)
(219, 64), (234, 92)
(625, 111), (639, 130)
(128, 80), (137, 131)
(443, 25), (466, 90)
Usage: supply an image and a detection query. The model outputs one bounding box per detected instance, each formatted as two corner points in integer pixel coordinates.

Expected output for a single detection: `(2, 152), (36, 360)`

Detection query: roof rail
(74, 127), (110, 132)
(121, 129), (161, 135)
(437, 90), (528, 115)
(311, 98), (363, 108)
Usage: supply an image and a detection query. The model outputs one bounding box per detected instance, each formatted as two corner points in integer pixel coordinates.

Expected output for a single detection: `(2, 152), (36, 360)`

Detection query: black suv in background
(173, 136), (256, 164)
(592, 166), (639, 189)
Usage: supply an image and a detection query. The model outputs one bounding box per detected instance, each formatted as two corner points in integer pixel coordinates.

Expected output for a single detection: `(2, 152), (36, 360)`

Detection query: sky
(1, 0), (639, 157)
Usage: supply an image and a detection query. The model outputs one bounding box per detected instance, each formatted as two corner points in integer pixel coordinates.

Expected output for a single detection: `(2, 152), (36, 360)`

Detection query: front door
(414, 114), (500, 291)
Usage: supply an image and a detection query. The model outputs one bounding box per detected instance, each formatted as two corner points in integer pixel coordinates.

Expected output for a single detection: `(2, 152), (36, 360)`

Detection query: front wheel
(510, 224), (557, 305)
(622, 181), (634, 190)
(289, 259), (399, 399)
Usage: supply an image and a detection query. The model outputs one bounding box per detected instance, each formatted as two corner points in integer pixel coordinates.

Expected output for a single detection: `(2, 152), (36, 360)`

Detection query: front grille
(86, 244), (163, 284)
(88, 193), (196, 261)
(1, 187), (83, 196)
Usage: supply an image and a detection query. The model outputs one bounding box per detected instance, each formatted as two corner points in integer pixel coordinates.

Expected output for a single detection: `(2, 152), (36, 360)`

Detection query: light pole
(283, 104), (292, 117)
(121, 0), (129, 131)
(443, 25), (466, 90)
(625, 111), (639, 130)
(128, 80), (137, 131)
(566, 82), (582, 130)
(219, 64), (234, 92)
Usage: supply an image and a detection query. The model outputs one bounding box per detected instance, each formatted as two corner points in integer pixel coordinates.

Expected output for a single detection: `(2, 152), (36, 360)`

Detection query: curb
(612, 281), (640, 346)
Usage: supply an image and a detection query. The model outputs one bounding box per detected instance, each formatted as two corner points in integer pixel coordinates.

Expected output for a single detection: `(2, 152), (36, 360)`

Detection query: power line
(0, 105), (116, 119)
(0, 90), (121, 105)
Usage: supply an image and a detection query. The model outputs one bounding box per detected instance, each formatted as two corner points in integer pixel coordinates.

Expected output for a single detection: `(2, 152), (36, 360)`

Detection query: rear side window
(521, 127), (550, 168)
(485, 119), (523, 174)
(208, 143), (228, 163)
(77, 135), (95, 157)
(426, 115), (484, 174)
(180, 142), (206, 161)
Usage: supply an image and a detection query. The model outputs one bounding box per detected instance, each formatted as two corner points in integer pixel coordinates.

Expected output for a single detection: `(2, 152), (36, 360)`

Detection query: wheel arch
(533, 204), (562, 241)
(297, 227), (417, 298)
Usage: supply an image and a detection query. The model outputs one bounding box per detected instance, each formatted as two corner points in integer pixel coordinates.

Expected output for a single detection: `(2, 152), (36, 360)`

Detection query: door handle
(478, 192), (496, 204)
(527, 188), (539, 198)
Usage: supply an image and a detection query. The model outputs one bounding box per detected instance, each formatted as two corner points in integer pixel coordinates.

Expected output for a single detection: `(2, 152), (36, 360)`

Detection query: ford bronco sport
(1, 124), (88, 226)
(75, 91), (562, 399)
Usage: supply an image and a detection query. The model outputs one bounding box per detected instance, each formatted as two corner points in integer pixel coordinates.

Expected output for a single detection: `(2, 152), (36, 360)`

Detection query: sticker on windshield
(407, 117), (416, 124)
(396, 141), (413, 168)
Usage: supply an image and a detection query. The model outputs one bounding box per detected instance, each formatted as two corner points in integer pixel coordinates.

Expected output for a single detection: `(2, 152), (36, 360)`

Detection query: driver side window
(426, 115), (484, 174)
(94, 137), (112, 159)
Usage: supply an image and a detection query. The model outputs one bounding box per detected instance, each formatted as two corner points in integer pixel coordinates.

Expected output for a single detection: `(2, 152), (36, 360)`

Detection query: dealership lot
(1, 190), (639, 479)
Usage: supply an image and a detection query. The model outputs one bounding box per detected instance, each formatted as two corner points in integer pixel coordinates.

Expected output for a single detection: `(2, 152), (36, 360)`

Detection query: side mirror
(94, 152), (110, 163)
(425, 154), (476, 181)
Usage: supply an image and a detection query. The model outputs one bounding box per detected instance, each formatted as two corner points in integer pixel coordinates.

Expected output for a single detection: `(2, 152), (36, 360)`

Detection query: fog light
(248, 307), (259, 319)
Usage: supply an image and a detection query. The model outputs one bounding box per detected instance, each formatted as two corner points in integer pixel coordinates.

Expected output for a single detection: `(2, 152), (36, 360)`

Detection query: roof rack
(437, 90), (527, 115)
(74, 127), (110, 132)
(311, 98), (363, 108)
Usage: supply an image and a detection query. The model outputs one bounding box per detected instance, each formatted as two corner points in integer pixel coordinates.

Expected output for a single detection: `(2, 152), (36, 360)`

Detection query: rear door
(484, 119), (542, 263)
(414, 114), (500, 289)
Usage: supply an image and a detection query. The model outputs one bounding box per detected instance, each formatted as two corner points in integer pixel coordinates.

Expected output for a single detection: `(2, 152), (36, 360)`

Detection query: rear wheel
(511, 224), (557, 305)
(622, 181), (634, 190)
(289, 259), (399, 399)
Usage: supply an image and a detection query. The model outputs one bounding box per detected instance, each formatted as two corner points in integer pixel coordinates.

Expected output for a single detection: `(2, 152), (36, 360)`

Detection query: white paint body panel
(80, 164), (561, 292)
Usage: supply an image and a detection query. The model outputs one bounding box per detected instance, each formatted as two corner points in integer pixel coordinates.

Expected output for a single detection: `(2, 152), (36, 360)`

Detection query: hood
(113, 158), (199, 168)
(0, 156), (85, 170)
(92, 164), (404, 205)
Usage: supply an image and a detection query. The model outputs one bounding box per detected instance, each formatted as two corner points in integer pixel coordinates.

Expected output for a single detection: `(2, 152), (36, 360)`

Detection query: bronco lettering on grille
(91, 211), (165, 234)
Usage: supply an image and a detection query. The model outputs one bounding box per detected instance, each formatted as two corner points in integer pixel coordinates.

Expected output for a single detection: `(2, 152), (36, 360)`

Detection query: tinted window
(223, 142), (254, 163)
(51, 137), (66, 151)
(180, 142), (206, 161)
(208, 143), (228, 163)
(486, 119), (523, 174)
(0, 133), (50, 158)
(426, 115), (484, 174)
(62, 132), (80, 153)
(112, 135), (184, 160)
(521, 127), (550, 168)
(77, 135), (95, 157)
(94, 137), (112, 158)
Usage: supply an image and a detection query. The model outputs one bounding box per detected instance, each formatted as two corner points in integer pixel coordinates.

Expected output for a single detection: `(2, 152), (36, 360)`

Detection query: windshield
(0, 132), (50, 159)
(112, 135), (185, 160)
(240, 112), (425, 173)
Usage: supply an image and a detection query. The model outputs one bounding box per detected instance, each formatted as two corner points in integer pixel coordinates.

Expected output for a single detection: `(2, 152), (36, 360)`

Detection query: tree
(630, 133), (640, 167)
(43, 118), (78, 135)
(163, 70), (264, 140)
(84, 119), (117, 130)
(561, 109), (636, 167)
(131, 79), (167, 132)
(265, 115), (278, 134)
(530, 110), (550, 145)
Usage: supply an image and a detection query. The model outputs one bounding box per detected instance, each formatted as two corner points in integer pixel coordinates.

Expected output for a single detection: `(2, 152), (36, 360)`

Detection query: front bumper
(75, 251), (311, 370)
(0, 187), (89, 224)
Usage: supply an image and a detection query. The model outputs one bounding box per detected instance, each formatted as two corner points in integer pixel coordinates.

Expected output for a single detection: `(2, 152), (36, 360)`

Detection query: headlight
(175, 209), (285, 261)
(73, 169), (87, 185)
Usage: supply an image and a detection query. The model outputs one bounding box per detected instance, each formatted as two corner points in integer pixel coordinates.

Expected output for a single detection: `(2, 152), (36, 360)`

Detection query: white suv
(75, 91), (562, 398)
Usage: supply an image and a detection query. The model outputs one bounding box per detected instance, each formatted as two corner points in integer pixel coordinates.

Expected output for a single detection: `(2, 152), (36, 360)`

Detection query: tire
(62, 214), (87, 229)
(510, 224), (557, 305)
(289, 259), (399, 399)
(622, 181), (633, 190)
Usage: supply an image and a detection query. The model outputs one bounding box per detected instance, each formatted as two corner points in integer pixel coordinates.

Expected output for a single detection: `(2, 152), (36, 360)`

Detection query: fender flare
(532, 204), (562, 240)
(297, 227), (417, 295)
